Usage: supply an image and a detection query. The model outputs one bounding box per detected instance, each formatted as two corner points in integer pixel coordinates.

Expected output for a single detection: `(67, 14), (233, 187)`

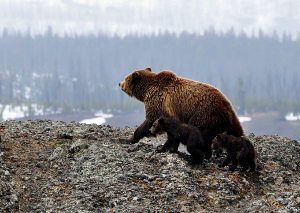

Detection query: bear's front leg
(129, 119), (153, 144)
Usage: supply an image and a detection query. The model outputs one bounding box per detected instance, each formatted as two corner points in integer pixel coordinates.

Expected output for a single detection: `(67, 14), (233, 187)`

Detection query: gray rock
(69, 139), (89, 153)
(49, 147), (64, 160)
(0, 120), (299, 212)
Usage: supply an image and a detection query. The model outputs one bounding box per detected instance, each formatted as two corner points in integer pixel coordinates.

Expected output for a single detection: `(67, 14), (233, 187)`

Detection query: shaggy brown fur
(119, 67), (244, 159)
(212, 132), (256, 172)
(150, 116), (207, 164)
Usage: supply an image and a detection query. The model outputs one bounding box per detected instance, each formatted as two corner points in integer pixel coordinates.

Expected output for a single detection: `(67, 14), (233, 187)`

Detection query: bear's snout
(119, 81), (125, 90)
(211, 139), (218, 150)
(149, 127), (154, 134)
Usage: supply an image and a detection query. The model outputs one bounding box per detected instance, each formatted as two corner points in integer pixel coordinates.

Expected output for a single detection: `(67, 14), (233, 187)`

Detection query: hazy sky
(1, 0), (300, 38)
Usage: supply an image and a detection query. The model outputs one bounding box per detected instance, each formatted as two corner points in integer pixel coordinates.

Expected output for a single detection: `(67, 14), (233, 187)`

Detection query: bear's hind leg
(200, 129), (216, 160)
(188, 117), (214, 160)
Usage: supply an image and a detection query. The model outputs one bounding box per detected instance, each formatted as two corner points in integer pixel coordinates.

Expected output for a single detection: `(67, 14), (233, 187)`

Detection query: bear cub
(150, 116), (206, 165)
(212, 132), (256, 172)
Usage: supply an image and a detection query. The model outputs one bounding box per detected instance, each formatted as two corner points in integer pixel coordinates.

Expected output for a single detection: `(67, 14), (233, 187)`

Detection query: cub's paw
(168, 147), (178, 153)
(229, 166), (237, 171)
(191, 163), (202, 170)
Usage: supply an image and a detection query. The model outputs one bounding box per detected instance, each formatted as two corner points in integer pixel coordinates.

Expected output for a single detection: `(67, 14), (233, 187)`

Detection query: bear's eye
(132, 72), (141, 83)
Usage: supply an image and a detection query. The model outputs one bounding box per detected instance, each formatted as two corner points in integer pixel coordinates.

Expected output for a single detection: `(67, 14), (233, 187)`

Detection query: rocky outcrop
(0, 120), (299, 212)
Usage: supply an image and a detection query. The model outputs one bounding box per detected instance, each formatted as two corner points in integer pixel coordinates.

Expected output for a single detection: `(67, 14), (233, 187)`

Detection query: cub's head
(119, 67), (153, 101)
(149, 117), (166, 135)
(212, 131), (228, 150)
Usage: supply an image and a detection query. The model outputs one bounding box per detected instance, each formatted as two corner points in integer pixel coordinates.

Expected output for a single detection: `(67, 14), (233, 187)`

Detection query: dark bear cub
(212, 132), (256, 172)
(150, 116), (206, 165)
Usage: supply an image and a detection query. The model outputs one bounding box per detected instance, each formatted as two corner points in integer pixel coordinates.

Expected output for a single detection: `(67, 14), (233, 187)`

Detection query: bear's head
(119, 67), (153, 101)
(212, 131), (228, 150)
(119, 68), (176, 102)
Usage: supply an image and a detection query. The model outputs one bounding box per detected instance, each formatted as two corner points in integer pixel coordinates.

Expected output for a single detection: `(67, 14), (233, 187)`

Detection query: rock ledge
(0, 120), (299, 212)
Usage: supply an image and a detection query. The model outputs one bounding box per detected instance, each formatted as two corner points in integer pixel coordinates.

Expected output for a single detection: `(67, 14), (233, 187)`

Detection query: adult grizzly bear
(119, 67), (244, 159)
(150, 116), (207, 165)
(212, 132), (256, 172)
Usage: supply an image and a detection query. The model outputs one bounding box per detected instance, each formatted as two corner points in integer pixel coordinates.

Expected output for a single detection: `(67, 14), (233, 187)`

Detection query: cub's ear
(132, 72), (141, 83)
(145, 67), (152, 72)
(223, 131), (228, 135)
(158, 117), (165, 124)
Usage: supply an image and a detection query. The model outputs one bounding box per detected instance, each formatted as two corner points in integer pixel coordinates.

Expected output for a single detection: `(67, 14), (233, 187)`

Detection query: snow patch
(80, 111), (113, 125)
(238, 116), (252, 123)
(1, 105), (28, 120)
(0, 104), (62, 121)
(285, 112), (300, 121)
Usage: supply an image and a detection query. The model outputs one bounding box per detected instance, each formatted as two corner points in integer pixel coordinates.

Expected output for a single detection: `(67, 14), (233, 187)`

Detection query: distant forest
(0, 28), (300, 115)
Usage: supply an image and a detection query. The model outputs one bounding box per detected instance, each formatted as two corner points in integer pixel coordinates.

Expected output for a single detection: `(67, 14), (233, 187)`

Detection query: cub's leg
(221, 155), (231, 167)
(239, 160), (249, 172)
(169, 140), (180, 153)
(229, 157), (238, 171)
(249, 159), (256, 172)
(156, 137), (174, 153)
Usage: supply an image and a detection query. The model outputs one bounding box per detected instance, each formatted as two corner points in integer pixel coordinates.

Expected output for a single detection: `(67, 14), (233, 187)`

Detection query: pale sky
(0, 0), (300, 38)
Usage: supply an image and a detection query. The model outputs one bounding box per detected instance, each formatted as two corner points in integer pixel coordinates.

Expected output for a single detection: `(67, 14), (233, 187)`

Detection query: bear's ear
(131, 72), (141, 83)
(223, 131), (228, 135)
(145, 67), (152, 72)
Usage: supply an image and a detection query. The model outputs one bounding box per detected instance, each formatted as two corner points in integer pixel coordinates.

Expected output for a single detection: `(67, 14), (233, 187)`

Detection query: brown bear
(119, 67), (244, 159)
(150, 116), (207, 164)
(212, 132), (256, 172)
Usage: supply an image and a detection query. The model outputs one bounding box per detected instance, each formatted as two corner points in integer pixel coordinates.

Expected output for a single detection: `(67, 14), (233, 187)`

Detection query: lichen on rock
(0, 120), (299, 212)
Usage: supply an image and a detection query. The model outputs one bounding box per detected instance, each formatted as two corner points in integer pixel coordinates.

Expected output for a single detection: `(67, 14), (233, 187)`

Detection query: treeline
(0, 28), (300, 115)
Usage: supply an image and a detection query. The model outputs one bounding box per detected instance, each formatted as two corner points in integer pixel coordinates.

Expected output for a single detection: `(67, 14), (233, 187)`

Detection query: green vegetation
(57, 141), (70, 147)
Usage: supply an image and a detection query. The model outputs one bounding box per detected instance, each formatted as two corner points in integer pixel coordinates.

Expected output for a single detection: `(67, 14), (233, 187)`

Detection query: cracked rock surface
(0, 120), (299, 212)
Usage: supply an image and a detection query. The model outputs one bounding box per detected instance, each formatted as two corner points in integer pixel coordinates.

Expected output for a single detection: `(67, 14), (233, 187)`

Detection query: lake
(10, 109), (300, 141)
